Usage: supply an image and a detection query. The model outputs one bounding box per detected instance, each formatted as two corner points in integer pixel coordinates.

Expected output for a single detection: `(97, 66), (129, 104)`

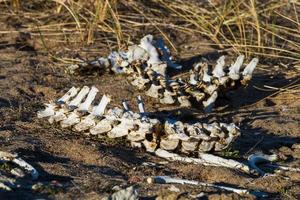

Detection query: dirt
(0, 7), (300, 200)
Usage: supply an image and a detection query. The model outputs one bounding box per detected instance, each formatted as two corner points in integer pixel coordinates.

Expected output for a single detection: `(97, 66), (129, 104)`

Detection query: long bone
(147, 175), (252, 196)
(155, 148), (252, 174)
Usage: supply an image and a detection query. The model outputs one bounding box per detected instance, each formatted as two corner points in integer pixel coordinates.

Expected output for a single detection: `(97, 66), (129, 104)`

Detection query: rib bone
(78, 86), (99, 112)
(68, 86), (90, 108)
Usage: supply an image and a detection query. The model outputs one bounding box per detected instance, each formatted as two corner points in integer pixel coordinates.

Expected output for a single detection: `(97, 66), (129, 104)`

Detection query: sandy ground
(0, 10), (300, 200)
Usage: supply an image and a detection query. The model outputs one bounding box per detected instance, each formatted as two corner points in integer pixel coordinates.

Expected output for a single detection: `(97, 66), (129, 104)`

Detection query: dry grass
(0, 0), (299, 64)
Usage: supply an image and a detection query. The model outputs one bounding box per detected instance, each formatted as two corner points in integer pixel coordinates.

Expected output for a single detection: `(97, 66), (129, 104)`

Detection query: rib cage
(37, 86), (241, 155)
(67, 35), (259, 112)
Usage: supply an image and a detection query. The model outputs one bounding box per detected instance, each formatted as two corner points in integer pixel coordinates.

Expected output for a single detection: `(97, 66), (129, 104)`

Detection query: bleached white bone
(48, 107), (68, 124)
(203, 91), (218, 113)
(181, 138), (200, 153)
(68, 86), (90, 108)
(212, 56), (225, 78)
(160, 137), (180, 151)
(37, 103), (56, 118)
(0, 151), (39, 180)
(122, 100), (130, 111)
(137, 95), (145, 114)
(186, 123), (211, 141)
(146, 84), (163, 98)
(229, 55), (244, 80)
(155, 148), (251, 174)
(57, 87), (79, 104)
(178, 95), (191, 107)
(73, 114), (96, 132)
(189, 72), (198, 85)
(90, 118), (113, 135)
(92, 94), (110, 116)
(160, 90), (175, 104)
(242, 58), (259, 77)
(143, 140), (157, 152)
(198, 141), (215, 152)
(127, 120), (154, 142)
(127, 45), (148, 63)
(139, 35), (161, 65)
(204, 84), (218, 95)
(164, 120), (189, 141)
(202, 65), (212, 83)
(78, 86), (99, 112)
(248, 153), (278, 176)
(60, 111), (80, 128)
(131, 76), (150, 90)
(150, 63), (168, 77)
(147, 176), (250, 195)
(89, 57), (110, 69)
(107, 118), (135, 138)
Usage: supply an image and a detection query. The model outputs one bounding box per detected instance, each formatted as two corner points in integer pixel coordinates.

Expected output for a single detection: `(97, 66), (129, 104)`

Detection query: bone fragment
(68, 86), (90, 109)
(78, 86), (99, 112)
(57, 87), (79, 104)
(127, 45), (148, 63)
(177, 95), (191, 107)
(202, 64), (212, 83)
(131, 76), (150, 90)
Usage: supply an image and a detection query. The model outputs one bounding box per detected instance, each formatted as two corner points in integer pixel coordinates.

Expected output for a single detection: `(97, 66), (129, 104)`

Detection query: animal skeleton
(38, 86), (241, 156)
(67, 35), (258, 112)
(36, 35), (300, 197)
